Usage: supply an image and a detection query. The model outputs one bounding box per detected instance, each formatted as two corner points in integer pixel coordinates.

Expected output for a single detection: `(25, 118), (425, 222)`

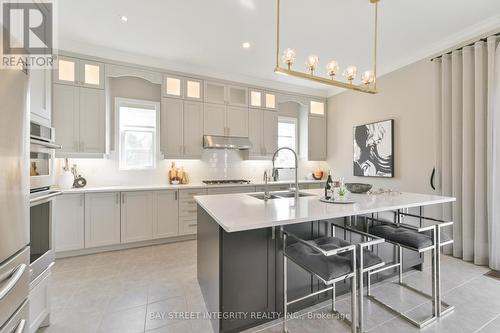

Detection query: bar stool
(363, 210), (454, 328)
(283, 231), (357, 333)
(329, 220), (386, 333)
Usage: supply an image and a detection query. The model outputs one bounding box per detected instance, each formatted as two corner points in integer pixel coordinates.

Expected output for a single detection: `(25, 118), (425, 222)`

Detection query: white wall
(327, 59), (438, 194)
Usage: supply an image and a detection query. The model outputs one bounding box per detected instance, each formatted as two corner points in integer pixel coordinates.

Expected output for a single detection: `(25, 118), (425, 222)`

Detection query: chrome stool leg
(283, 233), (288, 333)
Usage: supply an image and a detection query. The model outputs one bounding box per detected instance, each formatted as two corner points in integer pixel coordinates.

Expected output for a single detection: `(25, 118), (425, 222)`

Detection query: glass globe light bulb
(361, 70), (375, 84)
(281, 48), (296, 69)
(305, 55), (319, 74)
(343, 65), (357, 82)
(326, 60), (340, 78)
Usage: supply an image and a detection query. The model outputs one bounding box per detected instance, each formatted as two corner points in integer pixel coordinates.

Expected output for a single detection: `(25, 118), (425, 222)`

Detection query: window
(277, 117), (298, 168)
(116, 98), (160, 170)
(310, 101), (325, 115)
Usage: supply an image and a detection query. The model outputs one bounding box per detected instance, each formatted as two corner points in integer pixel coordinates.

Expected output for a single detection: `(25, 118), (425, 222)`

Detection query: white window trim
(115, 97), (161, 170)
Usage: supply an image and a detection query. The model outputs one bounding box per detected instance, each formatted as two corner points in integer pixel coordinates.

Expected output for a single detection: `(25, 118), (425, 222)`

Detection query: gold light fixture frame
(274, 0), (380, 94)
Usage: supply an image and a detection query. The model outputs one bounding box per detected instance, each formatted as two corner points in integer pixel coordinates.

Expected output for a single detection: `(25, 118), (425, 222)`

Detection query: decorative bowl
(345, 183), (372, 194)
(312, 171), (324, 180)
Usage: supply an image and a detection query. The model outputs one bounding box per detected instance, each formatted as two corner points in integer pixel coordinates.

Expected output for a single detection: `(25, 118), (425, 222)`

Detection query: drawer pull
(185, 209), (197, 214)
(0, 263), (27, 300)
(14, 319), (27, 333)
(187, 223), (197, 227)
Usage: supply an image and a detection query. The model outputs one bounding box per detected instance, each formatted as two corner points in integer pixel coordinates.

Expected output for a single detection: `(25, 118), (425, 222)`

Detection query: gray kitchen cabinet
(220, 227), (276, 332)
(79, 87), (105, 153)
(204, 81), (248, 107)
(53, 84), (79, 154)
(29, 67), (51, 126)
(204, 103), (248, 137)
(53, 194), (84, 252)
(53, 83), (105, 157)
(84, 192), (121, 248)
(154, 190), (179, 239)
(248, 109), (263, 156)
(54, 56), (104, 90)
(307, 115), (327, 161)
(255, 184), (291, 192)
(207, 186), (255, 195)
(121, 191), (154, 243)
(183, 101), (204, 157)
(226, 105), (248, 137)
(262, 110), (278, 155)
(203, 103), (226, 136)
(179, 188), (208, 235)
(161, 97), (183, 157)
(161, 98), (204, 158)
(249, 108), (277, 157)
(163, 74), (203, 101)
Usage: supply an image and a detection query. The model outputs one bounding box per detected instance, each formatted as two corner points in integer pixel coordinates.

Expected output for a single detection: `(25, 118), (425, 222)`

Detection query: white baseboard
(55, 234), (196, 259)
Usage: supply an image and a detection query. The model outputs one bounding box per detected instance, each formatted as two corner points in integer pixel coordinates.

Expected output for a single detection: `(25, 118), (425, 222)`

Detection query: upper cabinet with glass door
(309, 100), (325, 116)
(163, 74), (203, 101)
(249, 89), (276, 110)
(54, 56), (104, 89)
(205, 81), (248, 107)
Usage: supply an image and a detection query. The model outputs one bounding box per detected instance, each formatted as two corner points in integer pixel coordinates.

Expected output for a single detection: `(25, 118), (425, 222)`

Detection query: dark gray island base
(197, 206), (423, 333)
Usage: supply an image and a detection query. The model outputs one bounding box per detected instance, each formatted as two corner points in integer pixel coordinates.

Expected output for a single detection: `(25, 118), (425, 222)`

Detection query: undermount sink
(248, 191), (316, 200)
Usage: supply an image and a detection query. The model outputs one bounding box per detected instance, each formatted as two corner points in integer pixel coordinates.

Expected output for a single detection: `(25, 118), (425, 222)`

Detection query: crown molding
(58, 38), (330, 98)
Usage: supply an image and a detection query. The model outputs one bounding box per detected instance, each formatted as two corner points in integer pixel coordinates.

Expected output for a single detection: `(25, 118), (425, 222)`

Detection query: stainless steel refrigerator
(0, 67), (31, 332)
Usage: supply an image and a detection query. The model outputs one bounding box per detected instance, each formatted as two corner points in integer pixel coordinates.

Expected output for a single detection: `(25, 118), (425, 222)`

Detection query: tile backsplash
(55, 150), (328, 187)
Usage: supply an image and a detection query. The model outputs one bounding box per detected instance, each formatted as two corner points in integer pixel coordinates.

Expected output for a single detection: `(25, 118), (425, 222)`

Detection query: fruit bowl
(345, 183), (372, 194)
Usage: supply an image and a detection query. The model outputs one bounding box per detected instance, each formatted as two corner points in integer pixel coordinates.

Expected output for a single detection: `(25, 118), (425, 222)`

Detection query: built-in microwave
(29, 122), (60, 192)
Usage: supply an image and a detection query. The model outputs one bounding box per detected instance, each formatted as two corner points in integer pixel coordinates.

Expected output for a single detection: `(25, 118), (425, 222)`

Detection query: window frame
(115, 97), (161, 171)
(277, 116), (299, 167)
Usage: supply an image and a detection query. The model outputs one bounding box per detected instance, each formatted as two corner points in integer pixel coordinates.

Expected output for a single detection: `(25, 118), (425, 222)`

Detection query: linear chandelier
(274, 0), (380, 94)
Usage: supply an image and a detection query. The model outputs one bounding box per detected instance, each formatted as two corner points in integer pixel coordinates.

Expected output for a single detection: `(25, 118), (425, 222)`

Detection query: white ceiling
(57, 0), (500, 97)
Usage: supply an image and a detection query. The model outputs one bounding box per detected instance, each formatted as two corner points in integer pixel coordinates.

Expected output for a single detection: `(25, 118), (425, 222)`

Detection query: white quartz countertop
(194, 189), (456, 232)
(58, 179), (325, 194)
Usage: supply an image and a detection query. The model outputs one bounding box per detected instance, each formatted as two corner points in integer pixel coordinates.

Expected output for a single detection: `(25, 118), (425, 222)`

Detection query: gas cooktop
(202, 179), (251, 185)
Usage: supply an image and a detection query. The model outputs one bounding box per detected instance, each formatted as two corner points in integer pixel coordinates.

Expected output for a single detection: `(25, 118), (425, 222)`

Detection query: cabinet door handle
(80, 141), (85, 151)
(188, 223), (197, 227)
(122, 193), (125, 204)
(74, 140), (79, 151)
(271, 226), (275, 240)
(116, 193), (119, 204)
(174, 191), (178, 200)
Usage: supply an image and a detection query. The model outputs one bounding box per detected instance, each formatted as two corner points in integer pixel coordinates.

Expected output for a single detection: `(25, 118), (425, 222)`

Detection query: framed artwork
(353, 119), (394, 178)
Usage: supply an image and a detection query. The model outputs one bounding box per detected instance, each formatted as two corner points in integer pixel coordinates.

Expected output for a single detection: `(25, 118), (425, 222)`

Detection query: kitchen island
(195, 189), (455, 333)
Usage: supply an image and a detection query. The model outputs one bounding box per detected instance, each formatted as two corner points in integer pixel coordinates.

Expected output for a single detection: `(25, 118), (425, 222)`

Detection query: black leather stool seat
(370, 225), (433, 250)
(286, 236), (383, 282)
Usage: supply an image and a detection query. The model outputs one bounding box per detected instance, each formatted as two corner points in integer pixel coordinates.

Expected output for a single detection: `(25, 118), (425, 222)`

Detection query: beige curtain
(434, 36), (500, 267)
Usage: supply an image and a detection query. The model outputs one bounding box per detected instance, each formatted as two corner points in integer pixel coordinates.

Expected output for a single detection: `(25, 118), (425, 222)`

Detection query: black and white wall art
(353, 119), (394, 177)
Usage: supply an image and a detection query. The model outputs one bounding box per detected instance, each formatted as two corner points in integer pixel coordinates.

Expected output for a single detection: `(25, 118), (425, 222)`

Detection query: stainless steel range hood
(203, 135), (252, 150)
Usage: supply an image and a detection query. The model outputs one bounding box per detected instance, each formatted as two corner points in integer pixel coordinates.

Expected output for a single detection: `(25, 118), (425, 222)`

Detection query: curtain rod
(430, 31), (500, 62)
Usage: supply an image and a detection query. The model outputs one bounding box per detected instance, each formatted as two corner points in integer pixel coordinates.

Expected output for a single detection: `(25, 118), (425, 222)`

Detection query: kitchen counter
(194, 189), (456, 232)
(196, 189), (455, 332)
(57, 179), (325, 194)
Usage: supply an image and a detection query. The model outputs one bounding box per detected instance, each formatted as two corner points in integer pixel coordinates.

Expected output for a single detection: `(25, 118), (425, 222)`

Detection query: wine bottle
(325, 170), (333, 200)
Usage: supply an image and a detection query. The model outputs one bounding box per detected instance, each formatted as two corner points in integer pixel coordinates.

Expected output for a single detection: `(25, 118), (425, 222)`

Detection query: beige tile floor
(38, 240), (500, 333)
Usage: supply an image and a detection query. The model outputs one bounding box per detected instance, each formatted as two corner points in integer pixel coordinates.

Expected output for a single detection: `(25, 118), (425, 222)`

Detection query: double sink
(249, 191), (316, 200)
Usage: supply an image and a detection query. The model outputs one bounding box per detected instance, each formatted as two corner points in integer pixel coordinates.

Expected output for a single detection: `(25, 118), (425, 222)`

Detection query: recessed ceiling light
(120, 15), (128, 22)
(242, 42), (251, 49)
